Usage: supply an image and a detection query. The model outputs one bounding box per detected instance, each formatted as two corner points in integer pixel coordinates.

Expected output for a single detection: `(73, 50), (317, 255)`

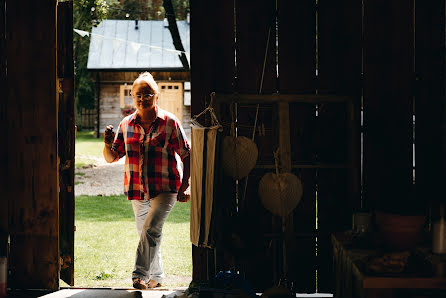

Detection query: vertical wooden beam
(0, 0), (8, 258)
(317, 0), (362, 292)
(237, 0), (276, 94)
(363, 0), (414, 213)
(58, 0), (75, 286)
(6, 0), (59, 290)
(415, 1), (446, 212)
(190, 0), (235, 281)
(235, 0), (277, 290)
(278, 0), (317, 292)
(278, 0), (316, 93)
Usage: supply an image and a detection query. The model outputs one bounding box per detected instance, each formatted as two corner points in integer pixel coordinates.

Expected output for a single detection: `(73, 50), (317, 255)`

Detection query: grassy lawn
(66, 195), (192, 288)
(75, 131), (104, 168)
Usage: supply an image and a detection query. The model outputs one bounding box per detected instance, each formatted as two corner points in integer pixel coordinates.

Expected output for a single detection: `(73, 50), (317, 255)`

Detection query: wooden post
(58, 0), (75, 286)
(415, 1), (446, 212)
(6, 0), (59, 290)
(317, 0), (362, 292)
(190, 0), (235, 280)
(0, 0), (8, 258)
(96, 72), (101, 138)
(363, 0), (414, 213)
(278, 0), (317, 292)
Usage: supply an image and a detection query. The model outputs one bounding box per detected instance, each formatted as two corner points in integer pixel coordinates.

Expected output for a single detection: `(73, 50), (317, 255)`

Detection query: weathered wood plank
(58, 0), (75, 286)
(277, 0), (317, 291)
(363, 0), (414, 212)
(190, 0), (235, 280)
(290, 168), (316, 293)
(278, 0), (316, 93)
(0, 0), (8, 257)
(236, 0), (276, 93)
(415, 0), (446, 211)
(232, 0), (276, 280)
(6, 0), (59, 290)
(317, 0), (362, 292)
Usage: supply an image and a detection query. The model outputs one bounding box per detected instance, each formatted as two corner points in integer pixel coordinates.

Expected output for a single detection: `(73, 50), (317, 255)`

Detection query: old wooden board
(290, 168), (317, 293)
(190, 0), (234, 118)
(278, 0), (316, 93)
(363, 0), (414, 211)
(6, 0), (59, 290)
(415, 1), (446, 211)
(317, 0), (362, 291)
(0, 0), (8, 257)
(58, 1), (75, 287)
(278, 0), (317, 291)
(236, 0), (276, 93)
(190, 0), (235, 280)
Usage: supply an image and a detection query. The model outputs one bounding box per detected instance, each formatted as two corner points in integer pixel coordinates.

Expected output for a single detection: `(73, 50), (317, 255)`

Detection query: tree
(74, 0), (109, 110)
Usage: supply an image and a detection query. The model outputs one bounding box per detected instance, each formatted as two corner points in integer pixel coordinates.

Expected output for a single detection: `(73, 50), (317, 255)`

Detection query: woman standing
(103, 72), (191, 289)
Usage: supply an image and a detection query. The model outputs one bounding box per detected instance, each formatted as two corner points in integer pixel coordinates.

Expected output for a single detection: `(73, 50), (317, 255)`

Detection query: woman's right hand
(104, 125), (115, 145)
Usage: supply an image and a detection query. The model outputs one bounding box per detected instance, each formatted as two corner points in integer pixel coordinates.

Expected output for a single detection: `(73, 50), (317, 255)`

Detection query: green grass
(70, 195), (192, 288)
(75, 131), (104, 168)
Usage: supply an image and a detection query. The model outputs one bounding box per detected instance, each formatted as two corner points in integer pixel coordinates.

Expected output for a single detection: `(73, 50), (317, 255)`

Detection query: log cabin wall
(5, 0), (60, 290)
(190, 0), (446, 293)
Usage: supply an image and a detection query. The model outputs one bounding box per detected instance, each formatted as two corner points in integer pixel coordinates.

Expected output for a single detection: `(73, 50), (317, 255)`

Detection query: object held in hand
(104, 125), (115, 145)
(178, 193), (190, 203)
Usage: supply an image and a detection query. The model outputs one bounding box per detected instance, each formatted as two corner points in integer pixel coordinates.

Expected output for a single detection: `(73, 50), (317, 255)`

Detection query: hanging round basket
(221, 135), (258, 180)
(259, 172), (303, 217)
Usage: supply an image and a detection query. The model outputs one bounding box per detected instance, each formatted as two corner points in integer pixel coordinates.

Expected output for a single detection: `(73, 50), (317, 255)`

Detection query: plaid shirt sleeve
(170, 119), (191, 160)
(111, 121), (126, 160)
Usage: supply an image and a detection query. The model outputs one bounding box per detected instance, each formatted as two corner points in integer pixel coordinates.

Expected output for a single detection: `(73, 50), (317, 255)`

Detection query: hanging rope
(191, 92), (221, 128)
(241, 24), (272, 204)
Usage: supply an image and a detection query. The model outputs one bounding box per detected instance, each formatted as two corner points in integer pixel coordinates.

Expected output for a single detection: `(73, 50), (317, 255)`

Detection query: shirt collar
(129, 106), (165, 124)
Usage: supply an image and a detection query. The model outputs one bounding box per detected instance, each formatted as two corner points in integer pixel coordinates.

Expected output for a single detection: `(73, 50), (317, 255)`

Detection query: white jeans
(131, 192), (177, 284)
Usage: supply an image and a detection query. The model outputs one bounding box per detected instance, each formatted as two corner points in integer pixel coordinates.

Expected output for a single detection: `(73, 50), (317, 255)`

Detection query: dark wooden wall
(0, 0), (8, 260)
(190, 0), (446, 293)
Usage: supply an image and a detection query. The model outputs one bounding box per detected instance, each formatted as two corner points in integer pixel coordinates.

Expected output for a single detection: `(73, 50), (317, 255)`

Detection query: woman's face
(131, 79), (158, 112)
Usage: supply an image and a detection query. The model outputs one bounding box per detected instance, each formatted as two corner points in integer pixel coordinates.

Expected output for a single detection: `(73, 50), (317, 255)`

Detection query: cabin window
(120, 84), (134, 108)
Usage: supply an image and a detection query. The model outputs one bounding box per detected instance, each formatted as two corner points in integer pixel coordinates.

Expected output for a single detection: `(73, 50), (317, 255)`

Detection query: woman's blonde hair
(133, 71), (159, 94)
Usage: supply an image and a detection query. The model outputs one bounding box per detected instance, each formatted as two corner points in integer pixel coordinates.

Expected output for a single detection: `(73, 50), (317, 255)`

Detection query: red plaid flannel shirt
(111, 108), (190, 200)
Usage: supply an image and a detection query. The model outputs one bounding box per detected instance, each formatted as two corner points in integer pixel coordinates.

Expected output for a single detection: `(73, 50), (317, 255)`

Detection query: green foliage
(74, 0), (110, 113)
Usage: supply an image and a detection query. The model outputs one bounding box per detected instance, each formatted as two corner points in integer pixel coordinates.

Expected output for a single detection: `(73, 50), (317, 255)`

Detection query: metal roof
(87, 19), (190, 71)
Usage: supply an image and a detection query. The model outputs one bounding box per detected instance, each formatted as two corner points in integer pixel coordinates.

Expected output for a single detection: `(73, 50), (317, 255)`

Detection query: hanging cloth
(190, 93), (222, 248)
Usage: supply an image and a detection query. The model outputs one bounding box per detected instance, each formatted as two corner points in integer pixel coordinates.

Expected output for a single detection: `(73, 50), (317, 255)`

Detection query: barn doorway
(66, 0), (193, 290)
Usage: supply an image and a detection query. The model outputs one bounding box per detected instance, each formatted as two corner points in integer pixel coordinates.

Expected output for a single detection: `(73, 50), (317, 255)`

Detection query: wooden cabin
(86, 19), (191, 136)
(1, 0), (446, 297)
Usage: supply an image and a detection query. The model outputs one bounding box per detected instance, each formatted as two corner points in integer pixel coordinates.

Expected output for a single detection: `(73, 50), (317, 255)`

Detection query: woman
(103, 72), (191, 289)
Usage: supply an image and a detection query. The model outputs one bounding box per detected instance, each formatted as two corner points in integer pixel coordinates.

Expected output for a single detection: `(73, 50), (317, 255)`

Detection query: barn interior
(1, 0), (446, 297)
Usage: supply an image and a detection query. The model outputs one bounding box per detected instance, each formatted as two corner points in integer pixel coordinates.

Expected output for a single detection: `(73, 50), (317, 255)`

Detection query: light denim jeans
(131, 192), (177, 284)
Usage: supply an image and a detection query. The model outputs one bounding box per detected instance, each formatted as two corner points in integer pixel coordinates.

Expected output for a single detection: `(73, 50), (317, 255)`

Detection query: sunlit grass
(75, 131), (104, 168)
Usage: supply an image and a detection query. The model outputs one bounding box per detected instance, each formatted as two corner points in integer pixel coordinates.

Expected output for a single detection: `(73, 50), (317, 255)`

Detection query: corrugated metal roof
(87, 19), (190, 70)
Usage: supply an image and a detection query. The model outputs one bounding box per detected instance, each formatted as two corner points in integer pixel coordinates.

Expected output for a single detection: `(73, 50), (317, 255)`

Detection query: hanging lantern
(221, 135), (258, 180)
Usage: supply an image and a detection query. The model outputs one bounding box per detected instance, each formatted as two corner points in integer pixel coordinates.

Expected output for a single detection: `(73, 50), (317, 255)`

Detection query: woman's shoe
(133, 278), (148, 290)
(147, 279), (162, 288)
